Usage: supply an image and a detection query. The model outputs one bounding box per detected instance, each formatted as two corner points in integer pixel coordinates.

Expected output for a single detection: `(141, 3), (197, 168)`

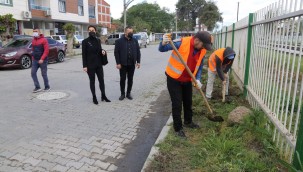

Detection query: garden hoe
(168, 40), (224, 122)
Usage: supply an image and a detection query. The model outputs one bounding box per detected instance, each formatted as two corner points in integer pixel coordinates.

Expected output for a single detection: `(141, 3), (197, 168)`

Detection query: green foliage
(0, 14), (16, 41)
(121, 2), (174, 33)
(146, 70), (281, 172)
(63, 23), (76, 35)
(176, 0), (222, 31)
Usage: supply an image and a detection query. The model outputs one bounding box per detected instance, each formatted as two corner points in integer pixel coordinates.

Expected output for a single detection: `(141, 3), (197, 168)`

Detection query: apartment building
(98, 0), (111, 28)
(0, 0), (111, 38)
(0, 0), (30, 34)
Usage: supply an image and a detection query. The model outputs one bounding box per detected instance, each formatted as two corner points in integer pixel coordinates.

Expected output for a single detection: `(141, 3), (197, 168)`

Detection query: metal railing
(30, 4), (50, 11)
(213, 0), (303, 167)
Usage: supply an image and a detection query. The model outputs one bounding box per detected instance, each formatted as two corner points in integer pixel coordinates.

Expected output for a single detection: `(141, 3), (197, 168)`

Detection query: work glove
(162, 33), (171, 45)
(195, 80), (202, 89)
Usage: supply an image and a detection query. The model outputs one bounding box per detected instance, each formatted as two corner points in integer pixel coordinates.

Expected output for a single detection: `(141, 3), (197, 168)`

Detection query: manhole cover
(36, 91), (68, 101)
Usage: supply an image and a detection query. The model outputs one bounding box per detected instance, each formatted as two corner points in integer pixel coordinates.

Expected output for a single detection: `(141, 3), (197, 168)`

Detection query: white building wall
(49, 0), (89, 23)
(0, 0), (29, 21)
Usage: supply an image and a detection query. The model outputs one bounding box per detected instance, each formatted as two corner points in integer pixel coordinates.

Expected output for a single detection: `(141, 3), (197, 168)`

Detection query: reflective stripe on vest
(165, 37), (206, 79)
(208, 48), (225, 72)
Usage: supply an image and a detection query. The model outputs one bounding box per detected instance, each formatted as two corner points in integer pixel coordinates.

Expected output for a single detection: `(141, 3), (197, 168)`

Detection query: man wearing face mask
(31, 27), (50, 93)
(158, 31), (212, 138)
(114, 26), (141, 101)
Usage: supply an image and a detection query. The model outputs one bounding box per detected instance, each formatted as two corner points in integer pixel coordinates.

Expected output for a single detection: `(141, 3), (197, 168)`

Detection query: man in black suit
(114, 26), (141, 100)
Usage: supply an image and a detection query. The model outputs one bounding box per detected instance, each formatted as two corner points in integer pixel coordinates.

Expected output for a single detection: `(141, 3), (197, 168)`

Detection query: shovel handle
(222, 84), (226, 102)
(168, 40), (214, 114)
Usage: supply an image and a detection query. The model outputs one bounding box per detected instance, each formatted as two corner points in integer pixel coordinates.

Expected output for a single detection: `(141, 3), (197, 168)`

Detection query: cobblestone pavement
(0, 44), (171, 172)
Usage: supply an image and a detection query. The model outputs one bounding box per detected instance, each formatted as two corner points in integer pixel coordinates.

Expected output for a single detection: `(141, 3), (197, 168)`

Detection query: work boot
(119, 94), (125, 101)
(184, 122), (200, 129)
(175, 130), (187, 139)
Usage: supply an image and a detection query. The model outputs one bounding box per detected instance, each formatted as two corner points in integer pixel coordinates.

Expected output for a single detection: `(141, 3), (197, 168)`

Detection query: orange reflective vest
(208, 48), (227, 72)
(165, 37), (206, 80)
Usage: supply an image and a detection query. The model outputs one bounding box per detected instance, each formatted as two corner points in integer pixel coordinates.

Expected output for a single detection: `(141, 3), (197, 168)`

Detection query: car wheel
(21, 55), (32, 69)
(76, 45), (80, 48)
(57, 51), (65, 62)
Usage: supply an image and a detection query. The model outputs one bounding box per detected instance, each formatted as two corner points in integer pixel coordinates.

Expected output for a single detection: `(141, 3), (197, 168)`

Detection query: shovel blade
(207, 115), (224, 122)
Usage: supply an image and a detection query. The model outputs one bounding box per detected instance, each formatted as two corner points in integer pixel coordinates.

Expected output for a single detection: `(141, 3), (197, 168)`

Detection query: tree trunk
(66, 32), (74, 55)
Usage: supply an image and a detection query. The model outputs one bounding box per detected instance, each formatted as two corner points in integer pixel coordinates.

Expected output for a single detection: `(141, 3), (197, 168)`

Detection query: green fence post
(293, 105), (303, 169)
(220, 29), (223, 47)
(225, 26), (228, 47)
(244, 13), (254, 97)
(231, 23), (235, 49)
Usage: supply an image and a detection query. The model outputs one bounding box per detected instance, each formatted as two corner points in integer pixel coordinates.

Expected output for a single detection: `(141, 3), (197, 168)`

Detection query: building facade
(0, 0), (111, 38)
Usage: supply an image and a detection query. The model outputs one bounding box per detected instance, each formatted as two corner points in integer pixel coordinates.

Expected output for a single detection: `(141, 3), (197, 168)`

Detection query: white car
(74, 35), (84, 45)
(138, 32), (150, 45)
(133, 34), (147, 48)
(51, 35), (67, 45)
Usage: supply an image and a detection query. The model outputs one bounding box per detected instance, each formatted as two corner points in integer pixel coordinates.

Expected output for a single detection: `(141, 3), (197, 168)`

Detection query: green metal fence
(213, 0), (303, 167)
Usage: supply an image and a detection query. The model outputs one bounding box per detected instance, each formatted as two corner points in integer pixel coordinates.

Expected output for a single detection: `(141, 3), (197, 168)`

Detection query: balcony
(30, 4), (50, 11)
(30, 0), (50, 11)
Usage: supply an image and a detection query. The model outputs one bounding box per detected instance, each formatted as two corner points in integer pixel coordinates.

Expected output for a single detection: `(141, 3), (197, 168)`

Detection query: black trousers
(87, 66), (106, 96)
(120, 65), (135, 95)
(167, 75), (193, 132)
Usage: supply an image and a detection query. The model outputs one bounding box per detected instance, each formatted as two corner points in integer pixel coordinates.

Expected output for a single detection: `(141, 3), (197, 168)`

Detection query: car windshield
(3, 39), (30, 48)
(133, 35), (141, 40)
(76, 35), (83, 39)
(61, 36), (67, 40)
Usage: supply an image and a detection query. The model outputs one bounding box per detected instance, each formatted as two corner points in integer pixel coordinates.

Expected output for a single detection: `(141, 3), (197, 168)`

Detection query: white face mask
(33, 32), (39, 37)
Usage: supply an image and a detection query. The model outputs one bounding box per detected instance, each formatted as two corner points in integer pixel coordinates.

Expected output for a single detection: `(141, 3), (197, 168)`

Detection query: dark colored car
(0, 38), (66, 69)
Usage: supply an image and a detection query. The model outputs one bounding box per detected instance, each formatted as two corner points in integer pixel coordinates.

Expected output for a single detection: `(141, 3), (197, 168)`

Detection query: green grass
(146, 70), (284, 172)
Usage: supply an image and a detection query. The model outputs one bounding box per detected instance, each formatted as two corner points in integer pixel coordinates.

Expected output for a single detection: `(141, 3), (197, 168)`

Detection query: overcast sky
(109, 0), (278, 27)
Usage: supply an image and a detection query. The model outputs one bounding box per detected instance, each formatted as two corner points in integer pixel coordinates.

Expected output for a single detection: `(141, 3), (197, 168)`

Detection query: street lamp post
(124, 0), (134, 29)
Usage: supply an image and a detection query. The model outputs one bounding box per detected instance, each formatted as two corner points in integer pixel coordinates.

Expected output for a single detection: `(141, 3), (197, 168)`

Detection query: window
(0, 0), (12, 5)
(89, 5), (95, 18)
(23, 21), (33, 29)
(58, 0), (66, 13)
(78, 0), (83, 16)
(52, 36), (60, 40)
(47, 38), (57, 45)
(45, 22), (54, 30)
(78, 5), (84, 16)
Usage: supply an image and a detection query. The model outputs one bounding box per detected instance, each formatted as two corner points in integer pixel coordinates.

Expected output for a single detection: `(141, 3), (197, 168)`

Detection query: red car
(0, 37), (66, 69)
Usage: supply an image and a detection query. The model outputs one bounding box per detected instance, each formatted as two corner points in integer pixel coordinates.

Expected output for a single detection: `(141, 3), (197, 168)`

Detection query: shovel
(222, 83), (226, 103)
(168, 40), (224, 122)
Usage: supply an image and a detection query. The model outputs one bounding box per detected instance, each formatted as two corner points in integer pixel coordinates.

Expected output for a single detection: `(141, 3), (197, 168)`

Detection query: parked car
(13, 35), (32, 40)
(51, 35), (81, 48)
(0, 37), (66, 69)
(138, 32), (150, 45)
(105, 33), (124, 45)
(74, 35), (84, 46)
(133, 34), (147, 48)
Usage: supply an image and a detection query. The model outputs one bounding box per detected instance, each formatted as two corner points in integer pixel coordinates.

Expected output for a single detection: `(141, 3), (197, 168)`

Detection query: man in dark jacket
(31, 27), (50, 93)
(114, 26), (141, 100)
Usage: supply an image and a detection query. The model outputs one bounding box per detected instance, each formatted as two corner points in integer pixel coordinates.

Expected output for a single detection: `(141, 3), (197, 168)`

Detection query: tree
(198, 1), (222, 31)
(63, 23), (75, 54)
(176, 0), (222, 32)
(112, 19), (124, 32)
(121, 2), (174, 33)
(0, 14), (16, 45)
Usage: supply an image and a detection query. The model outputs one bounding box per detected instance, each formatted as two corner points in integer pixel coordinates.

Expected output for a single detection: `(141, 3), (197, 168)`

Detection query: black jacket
(82, 37), (103, 68)
(114, 36), (141, 66)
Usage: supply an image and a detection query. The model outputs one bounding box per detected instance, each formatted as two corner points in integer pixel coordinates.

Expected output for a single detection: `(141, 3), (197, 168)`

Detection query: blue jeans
(31, 59), (49, 89)
(195, 58), (205, 81)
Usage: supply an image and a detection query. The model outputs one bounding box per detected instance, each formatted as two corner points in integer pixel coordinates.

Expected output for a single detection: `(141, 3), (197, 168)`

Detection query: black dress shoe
(93, 96), (98, 105)
(126, 93), (133, 100)
(119, 94), (125, 101)
(175, 130), (187, 139)
(101, 95), (111, 102)
(184, 122), (200, 129)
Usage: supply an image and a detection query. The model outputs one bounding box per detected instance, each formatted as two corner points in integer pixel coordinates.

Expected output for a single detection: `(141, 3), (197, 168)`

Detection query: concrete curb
(141, 115), (173, 172)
